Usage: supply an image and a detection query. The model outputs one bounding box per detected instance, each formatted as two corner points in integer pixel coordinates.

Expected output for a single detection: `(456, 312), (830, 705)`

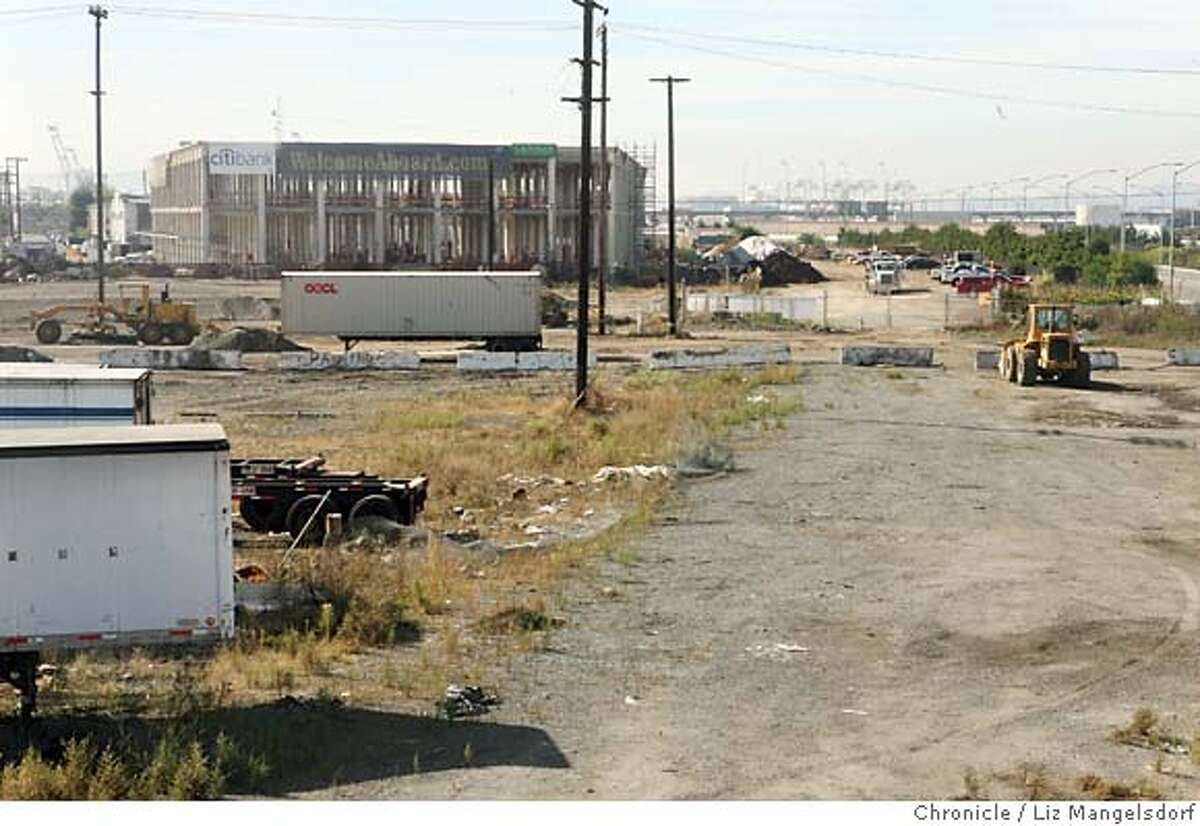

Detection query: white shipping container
(0, 424), (234, 652)
(0, 364), (152, 427)
(280, 271), (543, 348)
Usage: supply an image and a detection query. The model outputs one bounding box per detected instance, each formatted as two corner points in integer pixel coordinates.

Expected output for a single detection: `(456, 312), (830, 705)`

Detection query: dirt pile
(758, 251), (827, 287)
(0, 346), (52, 363)
(192, 327), (309, 353)
(218, 296), (280, 322)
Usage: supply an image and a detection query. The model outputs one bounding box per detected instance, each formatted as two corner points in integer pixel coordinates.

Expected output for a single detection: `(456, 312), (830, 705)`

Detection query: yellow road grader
(31, 282), (202, 346)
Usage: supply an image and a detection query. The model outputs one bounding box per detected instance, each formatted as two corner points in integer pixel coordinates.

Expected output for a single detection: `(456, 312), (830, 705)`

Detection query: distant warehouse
(147, 141), (649, 274)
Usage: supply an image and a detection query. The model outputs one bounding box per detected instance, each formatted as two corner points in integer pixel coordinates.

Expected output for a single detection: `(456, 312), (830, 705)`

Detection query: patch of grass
(1081, 304), (1200, 349)
(1078, 774), (1163, 801)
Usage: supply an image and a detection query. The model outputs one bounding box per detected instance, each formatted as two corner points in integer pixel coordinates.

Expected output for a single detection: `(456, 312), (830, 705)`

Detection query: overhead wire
(616, 30), (1200, 120)
(107, 5), (574, 33)
(616, 22), (1200, 77)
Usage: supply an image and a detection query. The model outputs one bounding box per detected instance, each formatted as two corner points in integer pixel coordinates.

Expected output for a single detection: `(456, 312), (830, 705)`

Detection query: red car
(955, 271), (1032, 294)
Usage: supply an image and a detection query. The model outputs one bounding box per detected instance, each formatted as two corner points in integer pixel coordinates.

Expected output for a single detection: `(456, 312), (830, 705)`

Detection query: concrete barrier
(1088, 350), (1119, 371)
(975, 350), (1001, 371)
(840, 346), (935, 367)
(101, 349), (242, 370)
(648, 345), (791, 371)
(457, 351), (597, 372)
(1167, 348), (1200, 366)
(278, 351), (421, 371)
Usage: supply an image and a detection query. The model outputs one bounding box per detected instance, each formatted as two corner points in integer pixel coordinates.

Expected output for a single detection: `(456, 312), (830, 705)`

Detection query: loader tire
(165, 323), (195, 346)
(1070, 352), (1092, 389)
(35, 319), (63, 345)
(1017, 350), (1037, 387)
(138, 321), (164, 345)
(286, 494), (332, 546)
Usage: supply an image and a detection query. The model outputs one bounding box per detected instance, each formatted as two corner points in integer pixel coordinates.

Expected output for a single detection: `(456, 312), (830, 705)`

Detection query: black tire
(286, 494), (332, 546)
(239, 497), (283, 533)
(138, 321), (164, 345)
(349, 494), (401, 528)
(165, 324), (195, 346)
(35, 319), (63, 344)
(1017, 349), (1037, 387)
(1070, 352), (1092, 389)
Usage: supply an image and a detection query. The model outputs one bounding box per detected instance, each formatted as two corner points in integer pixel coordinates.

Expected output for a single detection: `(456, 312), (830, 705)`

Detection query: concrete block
(278, 351), (421, 371)
(101, 349), (242, 371)
(648, 345), (792, 371)
(1167, 348), (1200, 366)
(839, 346), (935, 368)
(1087, 350), (1119, 371)
(975, 350), (1001, 371)
(457, 351), (596, 372)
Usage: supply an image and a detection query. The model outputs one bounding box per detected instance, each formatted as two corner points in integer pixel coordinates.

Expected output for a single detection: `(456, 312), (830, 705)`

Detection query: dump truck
(280, 271), (543, 351)
(0, 364), (153, 427)
(999, 304), (1091, 387)
(0, 424), (234, 720)
(31, 281), (202, 346)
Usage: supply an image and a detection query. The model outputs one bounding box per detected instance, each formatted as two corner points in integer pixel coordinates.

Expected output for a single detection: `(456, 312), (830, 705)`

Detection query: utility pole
(90, 4), (108, 304)
(5, 158), (28, 241)
(486, 157), (495, 271)
(563, 0), (607, 404)
(650, 74), (689, 336)
(597, 22), (609, 335)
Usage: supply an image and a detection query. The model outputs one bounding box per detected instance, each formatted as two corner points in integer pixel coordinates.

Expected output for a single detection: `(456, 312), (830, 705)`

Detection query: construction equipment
(31, 281), (201, 346)
(999, 304), (1091, 388)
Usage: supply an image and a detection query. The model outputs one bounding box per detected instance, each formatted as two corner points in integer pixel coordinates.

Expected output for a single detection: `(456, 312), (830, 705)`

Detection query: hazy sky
(3, 0), (1199, 206)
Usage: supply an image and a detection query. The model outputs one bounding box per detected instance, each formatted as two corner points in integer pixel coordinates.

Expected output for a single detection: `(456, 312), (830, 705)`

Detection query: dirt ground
(5, 269), (1200, 799)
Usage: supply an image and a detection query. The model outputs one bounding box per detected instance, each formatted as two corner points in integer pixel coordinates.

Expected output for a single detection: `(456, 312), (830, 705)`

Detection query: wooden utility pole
(650, 75), (689, 336)
(563, 0), (607, 404)
(89, 4), (109, 304)
(597, 23), (609, 335)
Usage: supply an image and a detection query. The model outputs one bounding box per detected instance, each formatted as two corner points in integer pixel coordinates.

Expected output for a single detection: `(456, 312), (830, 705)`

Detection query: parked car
(993, 272), (1032, 288)
(956, 271), (997, 294)
(904, 255), (941, 271)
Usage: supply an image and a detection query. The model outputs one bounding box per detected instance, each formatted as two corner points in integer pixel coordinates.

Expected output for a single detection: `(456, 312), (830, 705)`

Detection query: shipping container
(280, 271), (542, 350)
(0, 424), (234, 718)
(0, 364), (152, 427)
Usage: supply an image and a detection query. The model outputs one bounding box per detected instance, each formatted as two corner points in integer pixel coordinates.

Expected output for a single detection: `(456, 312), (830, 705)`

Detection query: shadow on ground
(2, 698), (569, 796)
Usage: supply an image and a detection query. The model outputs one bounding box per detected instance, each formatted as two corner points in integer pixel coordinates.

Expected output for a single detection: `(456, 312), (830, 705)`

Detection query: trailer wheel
(35, 319), (63, 344)
(239, 497), (280, 533)
(138, 321), (164, 345)
(349, 494), (401, 528)
(286, 495), (331, 546)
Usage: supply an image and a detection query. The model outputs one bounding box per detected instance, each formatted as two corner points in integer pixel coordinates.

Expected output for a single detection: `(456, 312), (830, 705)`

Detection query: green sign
(510, 143), (557, 160)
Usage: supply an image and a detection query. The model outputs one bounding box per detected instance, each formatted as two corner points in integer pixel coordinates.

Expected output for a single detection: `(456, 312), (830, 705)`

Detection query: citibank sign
(206, 143), (277, 176)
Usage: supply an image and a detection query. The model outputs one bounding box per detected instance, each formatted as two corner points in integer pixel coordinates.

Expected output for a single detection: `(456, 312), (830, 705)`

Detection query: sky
(2, 0), (1200, 208)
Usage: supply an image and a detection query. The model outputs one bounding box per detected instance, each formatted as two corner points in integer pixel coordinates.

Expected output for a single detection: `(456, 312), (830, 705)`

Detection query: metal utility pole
(650, 74), (690, 336)
(486, 158), (495, 270)
(90, 4), (109, 304)
(563, 0), (607, 404)
(5, 158), (28, 241)
(597, 23), (609, 335)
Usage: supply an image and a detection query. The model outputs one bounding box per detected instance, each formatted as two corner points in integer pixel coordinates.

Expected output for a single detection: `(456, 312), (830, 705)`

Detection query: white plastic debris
(593, 464), (674, 483)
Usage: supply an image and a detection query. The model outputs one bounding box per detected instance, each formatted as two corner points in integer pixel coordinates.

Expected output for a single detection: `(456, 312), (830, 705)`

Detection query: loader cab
(1030, 305), (1073, 337)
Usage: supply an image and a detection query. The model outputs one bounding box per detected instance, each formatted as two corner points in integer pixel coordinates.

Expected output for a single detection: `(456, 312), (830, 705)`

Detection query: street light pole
(1065, 168), (1118, 231)
(1122, 162), (1180, 255)
(89, 4), (109, 305)
(1169, 161), (1200, 301)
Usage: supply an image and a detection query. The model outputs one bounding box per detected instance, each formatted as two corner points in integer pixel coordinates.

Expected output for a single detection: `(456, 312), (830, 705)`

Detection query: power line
(620, 31), (1200, 120)
(616, 23), (1200, 77)
(108, 5), (574, 32)
(0, 4), (79, 14)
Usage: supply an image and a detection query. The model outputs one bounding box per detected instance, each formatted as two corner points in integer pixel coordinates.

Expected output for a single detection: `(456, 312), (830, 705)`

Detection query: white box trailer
(0, 424), (234, 718)
(0, 364), (152, 427)
(280, 271), (543, 350)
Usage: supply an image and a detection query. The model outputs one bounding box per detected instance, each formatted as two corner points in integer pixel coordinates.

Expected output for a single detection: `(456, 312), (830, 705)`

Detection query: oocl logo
(304, 282), (339, 295)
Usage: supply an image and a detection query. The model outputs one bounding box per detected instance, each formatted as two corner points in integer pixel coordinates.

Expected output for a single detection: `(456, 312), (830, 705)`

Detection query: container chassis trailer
(232, 457), (428, 545)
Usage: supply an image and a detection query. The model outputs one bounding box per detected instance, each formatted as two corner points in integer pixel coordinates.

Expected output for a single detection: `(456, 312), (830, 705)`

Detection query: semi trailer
(0, 424), (234, 719)
(280, 271), (543, 351)
(0, 364), (153, 427)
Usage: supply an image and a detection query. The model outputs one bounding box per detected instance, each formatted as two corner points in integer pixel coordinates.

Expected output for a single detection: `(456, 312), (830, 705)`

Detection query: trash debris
(624, 695), (641, 706)
(218, 296), (279, 322)
(524, 525), (547, 536)
(538, 504), (560, 515)
(235, 563), (271, 583)
(676, 442), (735, 478)
(593, 464), (674, 483)
(746, 642), (811, 661)
(436, 684), (500, 720)
(747, 394), (770, 405)
(841, 709), (869, 716)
